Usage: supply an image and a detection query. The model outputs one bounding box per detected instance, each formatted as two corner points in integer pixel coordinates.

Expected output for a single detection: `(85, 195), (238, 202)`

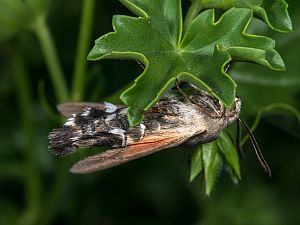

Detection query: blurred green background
(0, 0), (300, 225)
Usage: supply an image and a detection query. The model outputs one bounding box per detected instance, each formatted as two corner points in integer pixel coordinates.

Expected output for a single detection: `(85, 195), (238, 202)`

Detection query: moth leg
(236, 118), (245, 158)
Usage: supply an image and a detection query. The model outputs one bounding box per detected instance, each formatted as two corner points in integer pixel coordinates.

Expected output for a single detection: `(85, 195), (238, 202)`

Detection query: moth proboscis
(48, 84), (270, 176)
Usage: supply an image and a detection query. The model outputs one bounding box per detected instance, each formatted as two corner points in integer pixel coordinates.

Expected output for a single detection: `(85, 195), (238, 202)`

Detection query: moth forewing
(70, 132), (191, 173)
(57, 102), (123, 118)
(48, 85), (241, 174)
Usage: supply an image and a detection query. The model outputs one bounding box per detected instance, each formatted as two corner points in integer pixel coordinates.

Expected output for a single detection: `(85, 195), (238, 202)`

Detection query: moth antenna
(236, 119), (244, 158)
(175, 79), (191, 101)
(238, 118), (272, 178)
(137, 61), (145, 69)
(175, 79), (212, 117)
(224, 63), (231, 73)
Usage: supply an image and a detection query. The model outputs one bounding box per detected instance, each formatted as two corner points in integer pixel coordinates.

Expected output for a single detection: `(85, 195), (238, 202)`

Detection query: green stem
(0, 163), (25, 180)
(34, 16), (69, 102)
(38, 81), (62, 122)
(183, 0), (203, 34)
(38, 159), (70, 225)
(71, 0), (96, 101)
(37, 3), (96, 222)
(241, 103), (300, 145)
(12, 44), (41, 225)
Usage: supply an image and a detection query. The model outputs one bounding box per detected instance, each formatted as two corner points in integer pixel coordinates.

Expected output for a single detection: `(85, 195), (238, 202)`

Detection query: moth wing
(57, 102), (123, 118)
(70, 131), (191, 174)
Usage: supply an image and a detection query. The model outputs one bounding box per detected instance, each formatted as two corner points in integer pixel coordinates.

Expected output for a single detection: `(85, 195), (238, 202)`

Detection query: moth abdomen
(48, 106), (128, 156)
(48, 126), (126, 156)
(48, 126), (79, 156)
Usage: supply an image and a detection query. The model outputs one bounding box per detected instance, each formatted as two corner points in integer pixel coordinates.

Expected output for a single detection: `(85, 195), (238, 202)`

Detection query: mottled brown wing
(70, 131), (190, 174)
(57, 102), (123, 118)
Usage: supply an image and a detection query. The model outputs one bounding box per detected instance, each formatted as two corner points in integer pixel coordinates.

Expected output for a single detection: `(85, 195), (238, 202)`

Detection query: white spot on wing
(81, 107), (91, 116)
(108, 128), (125, 135)
(140, 123), (146, 137)
(109, 128), (126, 147)
(157, 122), (161, 131)
(65, 117), (75, 127)
(105, 114), (116, 122)
(93, 119), (100, 124)
(70, 136), (80, 141)
(104, 102), (118, 113)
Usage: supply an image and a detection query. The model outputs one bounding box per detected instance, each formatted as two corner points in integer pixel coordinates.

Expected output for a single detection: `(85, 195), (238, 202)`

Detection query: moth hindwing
(48, 85), (241, 173)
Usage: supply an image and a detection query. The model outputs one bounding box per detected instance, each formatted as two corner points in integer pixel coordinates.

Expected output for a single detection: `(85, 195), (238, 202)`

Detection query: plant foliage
(87, 0), (292, 193)
(0, 0), (49, 41)
(88, 0), (287, 126)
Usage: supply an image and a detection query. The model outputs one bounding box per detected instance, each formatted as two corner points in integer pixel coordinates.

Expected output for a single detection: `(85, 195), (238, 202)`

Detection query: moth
(48, 83), (270, 175)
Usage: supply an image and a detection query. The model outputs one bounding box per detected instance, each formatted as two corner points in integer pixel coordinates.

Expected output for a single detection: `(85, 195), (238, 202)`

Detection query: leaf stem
(183, 0), (203, 34)
(11, 44), (41, 225)
(71, 0), (96, 101)
(241, 103), (300, 145)
(33, 15), (71, 225)
(34, 16), (69, 102)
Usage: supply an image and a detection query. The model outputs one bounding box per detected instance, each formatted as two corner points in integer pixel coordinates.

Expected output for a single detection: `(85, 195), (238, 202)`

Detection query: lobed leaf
(231, 9), (300, 138)
(254, 0), (292, 32)
(199, 0), (292, 32)
(88, 0), (285, 126)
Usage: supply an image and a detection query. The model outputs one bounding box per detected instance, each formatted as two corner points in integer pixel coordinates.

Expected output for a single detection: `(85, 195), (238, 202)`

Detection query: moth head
(225, 97), (241, 124)
(175, 83), (240, 120)
(187, 88), (241, 125)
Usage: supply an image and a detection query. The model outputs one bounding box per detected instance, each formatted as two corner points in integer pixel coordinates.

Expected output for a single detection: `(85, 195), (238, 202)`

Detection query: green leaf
(255, 0), (292, 32)
(0, 0), (50, 42)
(202, 141), (222, 195)
(243, 0), (292, 32)
(217, 131), (241, 179)
(88, 0), (285, 126)
(224, 165), (240, 185)
(199, 0), (292, 32)
(231, 4), (300, 137)
(190, 145), (203, 182)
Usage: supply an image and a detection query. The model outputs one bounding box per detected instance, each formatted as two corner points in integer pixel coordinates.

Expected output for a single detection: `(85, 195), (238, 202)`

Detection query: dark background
(1, 1), (300, 225)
